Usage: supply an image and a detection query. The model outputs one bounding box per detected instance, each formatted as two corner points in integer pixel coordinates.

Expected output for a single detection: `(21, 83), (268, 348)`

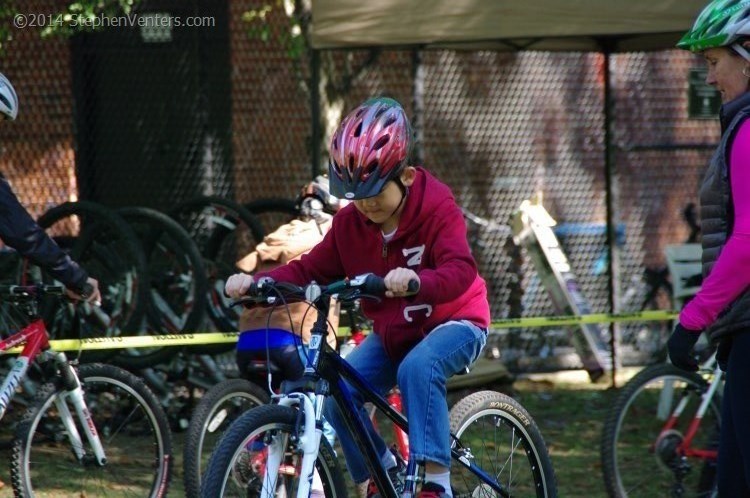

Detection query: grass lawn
(0, 368), (634, 497)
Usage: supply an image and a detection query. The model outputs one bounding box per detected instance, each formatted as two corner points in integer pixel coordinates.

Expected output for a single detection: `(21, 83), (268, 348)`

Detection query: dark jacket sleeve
(0, 178), (88, 289)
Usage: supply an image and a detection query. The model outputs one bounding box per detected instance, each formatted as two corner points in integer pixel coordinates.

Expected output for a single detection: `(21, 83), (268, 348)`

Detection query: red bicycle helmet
(328, 97), (412, 200)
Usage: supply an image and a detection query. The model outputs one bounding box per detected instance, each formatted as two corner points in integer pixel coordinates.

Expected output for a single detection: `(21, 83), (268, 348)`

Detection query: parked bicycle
(0, 284), (173, 497)
(201, 274), (557, 497)
(600, 353), (719, 497)
(115, 205), (209, 368)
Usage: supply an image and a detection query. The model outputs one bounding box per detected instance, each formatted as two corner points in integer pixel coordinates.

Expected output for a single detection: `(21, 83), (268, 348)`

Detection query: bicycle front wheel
(600, 363), (720, 498)
(201, 404), (346, 497)
(10, 363), (173, 497)
(183, 378), (270, 498)
(449, 390), (557, 497)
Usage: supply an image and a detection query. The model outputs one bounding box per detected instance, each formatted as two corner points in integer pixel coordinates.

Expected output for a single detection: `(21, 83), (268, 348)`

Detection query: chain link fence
(0, 1), (719, 370)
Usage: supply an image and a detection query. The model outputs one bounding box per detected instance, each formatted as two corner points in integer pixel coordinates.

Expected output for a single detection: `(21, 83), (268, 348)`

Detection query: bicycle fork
(54, 353), (107, 466)
(262, 393), (323, 498)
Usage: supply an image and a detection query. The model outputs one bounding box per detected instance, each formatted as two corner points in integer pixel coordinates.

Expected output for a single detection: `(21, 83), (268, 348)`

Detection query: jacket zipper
(382, 240), (388, 258)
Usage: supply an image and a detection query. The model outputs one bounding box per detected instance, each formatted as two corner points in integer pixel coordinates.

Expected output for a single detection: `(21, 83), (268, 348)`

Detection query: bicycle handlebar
(232, 273), (419, 308)
(0, 284), (65, 297)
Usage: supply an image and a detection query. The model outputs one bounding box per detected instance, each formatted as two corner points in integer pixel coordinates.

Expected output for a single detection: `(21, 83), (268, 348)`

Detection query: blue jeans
(323, 320), (486, 483)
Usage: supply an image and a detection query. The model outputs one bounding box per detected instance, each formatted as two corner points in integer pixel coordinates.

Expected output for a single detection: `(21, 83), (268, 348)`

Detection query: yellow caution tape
(2, 309), (679, 353)
(489, 309), (678, 328)
(2, 332), (239, 354)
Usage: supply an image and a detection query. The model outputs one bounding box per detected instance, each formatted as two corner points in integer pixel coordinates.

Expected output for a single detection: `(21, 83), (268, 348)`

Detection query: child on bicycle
(226, 96), (490, 498)
(0, 71), (100, 304)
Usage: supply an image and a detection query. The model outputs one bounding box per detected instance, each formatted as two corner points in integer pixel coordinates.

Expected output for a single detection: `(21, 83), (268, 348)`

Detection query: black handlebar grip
(362, 274), (387, 295)
(243, 282), (259, 296)
(361, 274), (420, 296)
(406, 279), (420, 294)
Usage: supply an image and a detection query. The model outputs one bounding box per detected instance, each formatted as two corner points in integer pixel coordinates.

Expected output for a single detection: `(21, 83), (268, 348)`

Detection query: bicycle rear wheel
(600, 363), (720, 497)
(201, 404), (346, 497)
(449, 390), (557, 497)
(10, 363), (173, 497)
(183, 378), (270, 498)
(169, 196), (264, 345)
(244, 197), (299, 235)
(115, 206), (209, 369)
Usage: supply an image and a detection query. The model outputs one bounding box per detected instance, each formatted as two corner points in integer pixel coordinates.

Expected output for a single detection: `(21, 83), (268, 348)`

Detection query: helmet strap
(732, 43), (750, 62)
(386, 181), (409, 221)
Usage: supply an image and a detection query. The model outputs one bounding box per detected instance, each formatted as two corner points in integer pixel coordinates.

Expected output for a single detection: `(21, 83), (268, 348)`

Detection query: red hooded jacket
(258, 168), (490, 360)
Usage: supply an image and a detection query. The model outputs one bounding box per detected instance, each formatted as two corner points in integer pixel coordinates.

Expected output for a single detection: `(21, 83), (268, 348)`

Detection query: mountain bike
(0, 284), (173, 497)
(182, 299), (409, 498)
(600, 353), (720, 497)
(201, 274), (557, 497)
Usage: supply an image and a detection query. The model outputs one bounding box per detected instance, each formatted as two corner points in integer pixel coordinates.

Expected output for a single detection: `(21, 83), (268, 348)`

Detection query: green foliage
(39, 0), (137, 37)
(0, 0), (139, 56)
(0, 0), (18, 56)
(242, 0), (308, 60)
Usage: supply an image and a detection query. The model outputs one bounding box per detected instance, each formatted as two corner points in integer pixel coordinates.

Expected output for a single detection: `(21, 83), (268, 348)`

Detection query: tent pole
(601, 44), (620, 387)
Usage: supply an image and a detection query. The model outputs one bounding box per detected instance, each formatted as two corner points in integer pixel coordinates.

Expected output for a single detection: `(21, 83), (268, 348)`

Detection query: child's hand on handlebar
(384, 268), (420, 297)
(225, 273), (255, 298)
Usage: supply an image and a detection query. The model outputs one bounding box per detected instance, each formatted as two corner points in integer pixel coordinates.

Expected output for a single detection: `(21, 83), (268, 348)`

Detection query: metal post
(310, 48), (321, 179)
(600, 42), (620, 387)
(411, 48), (425, 164)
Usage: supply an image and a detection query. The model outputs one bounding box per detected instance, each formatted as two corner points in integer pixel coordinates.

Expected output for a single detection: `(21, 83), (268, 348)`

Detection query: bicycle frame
(0, 287), (108, 465)
(261, 285), (508, 498)
(0, 319), (49, 420)
(655, 355), (721, 462)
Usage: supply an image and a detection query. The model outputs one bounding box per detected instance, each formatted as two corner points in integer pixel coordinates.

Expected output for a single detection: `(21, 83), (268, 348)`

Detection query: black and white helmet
(0, 72), (18, 121)
(296, 175), (348, 221)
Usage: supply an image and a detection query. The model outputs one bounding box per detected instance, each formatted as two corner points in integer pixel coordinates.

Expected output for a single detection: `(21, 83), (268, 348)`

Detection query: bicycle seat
(237, 328), (301, 352)
(236, 328), (306, 384)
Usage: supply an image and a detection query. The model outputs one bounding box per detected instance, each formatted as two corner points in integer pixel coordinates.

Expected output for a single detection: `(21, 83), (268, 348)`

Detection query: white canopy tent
(310, 0), (709, 380)
(311, 0), (706, 52)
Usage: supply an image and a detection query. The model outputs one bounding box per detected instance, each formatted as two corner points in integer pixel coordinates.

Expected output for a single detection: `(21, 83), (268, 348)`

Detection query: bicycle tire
(36, 201), (149, 362)
(201, 404), (346, 497)
(10, 362), (173, 497)
(243, 197), (299, 236)
(183, 378), (270, 498)
(600, 363), (720, 497)
(449, 390), (557, 497)
(169, 196), (264, 349)
(115, 206), (209, 369)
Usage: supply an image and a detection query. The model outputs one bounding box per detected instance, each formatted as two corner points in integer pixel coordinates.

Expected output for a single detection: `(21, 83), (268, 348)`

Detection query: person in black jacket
(0, 72), (99, 302)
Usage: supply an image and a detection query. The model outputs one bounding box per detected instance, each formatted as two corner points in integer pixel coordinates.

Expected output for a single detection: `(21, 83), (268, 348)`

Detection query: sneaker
(365, 460), (406, 498)
(418, 481), (451, 498)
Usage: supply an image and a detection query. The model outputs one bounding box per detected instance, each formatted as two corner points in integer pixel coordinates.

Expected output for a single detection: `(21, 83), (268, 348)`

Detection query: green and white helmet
(678, 0), (750, 52)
